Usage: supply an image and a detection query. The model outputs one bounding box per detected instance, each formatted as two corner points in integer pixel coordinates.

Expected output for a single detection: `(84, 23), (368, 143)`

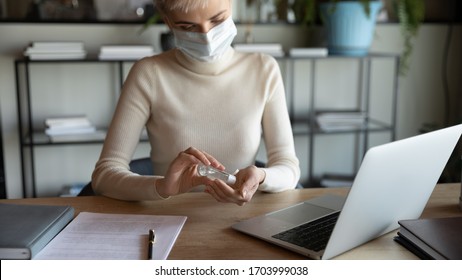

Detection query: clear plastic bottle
(197, 164), (236, 185)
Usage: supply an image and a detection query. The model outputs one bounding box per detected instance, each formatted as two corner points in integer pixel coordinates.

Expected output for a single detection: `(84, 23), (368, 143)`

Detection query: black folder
(0, 203), (74, 259)
(394, 216), (462, 260)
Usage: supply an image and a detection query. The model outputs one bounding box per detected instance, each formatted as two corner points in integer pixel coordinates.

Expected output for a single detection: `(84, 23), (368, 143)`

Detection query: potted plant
(318, 0), (383, 56)
(290, 0), (425, 74)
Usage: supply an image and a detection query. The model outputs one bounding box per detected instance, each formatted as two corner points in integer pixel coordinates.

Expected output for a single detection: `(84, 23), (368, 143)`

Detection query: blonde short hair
(155, 0), (210, 15)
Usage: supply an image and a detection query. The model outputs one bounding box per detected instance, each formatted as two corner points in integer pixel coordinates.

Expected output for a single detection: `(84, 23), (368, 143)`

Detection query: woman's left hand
(205, 165), (266, 206)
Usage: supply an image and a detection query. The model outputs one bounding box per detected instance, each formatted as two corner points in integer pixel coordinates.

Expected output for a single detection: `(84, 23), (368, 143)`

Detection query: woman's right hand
(155, 147), (224, 198)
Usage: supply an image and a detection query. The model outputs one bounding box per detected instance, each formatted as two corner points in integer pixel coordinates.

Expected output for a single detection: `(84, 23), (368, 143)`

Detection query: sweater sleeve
(91, 57), (167, 201)
(258, 56), (301, 192)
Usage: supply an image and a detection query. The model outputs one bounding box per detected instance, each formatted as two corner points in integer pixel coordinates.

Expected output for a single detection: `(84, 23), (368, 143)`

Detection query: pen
(148, 229), (156, 260)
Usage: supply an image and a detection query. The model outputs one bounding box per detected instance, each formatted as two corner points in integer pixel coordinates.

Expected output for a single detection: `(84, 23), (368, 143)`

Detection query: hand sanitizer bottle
(197, 164), (236, 185)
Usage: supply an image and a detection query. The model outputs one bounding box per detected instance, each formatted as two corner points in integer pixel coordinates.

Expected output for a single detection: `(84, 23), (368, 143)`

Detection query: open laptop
(232, 124), (462, 259)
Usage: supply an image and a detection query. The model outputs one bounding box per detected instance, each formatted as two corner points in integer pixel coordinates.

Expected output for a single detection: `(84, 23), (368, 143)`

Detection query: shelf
(15, 52), (400, 64)
(21, 131), (149, 146)
(24, 131), (106, 146)
(291, 118), (393, 136)
(16, 57), (141, 63)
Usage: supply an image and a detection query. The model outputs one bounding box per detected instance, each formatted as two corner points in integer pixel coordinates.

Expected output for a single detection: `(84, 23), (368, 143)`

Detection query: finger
(234, 169), (260, 198)
(177, 149), (204, 166)
(194, 174), (215, 188)
(208, 180), (234, 202)
(209, 180), (246, 205)
(200, 151), (225, 170)
(239, 179), (260, 200)
(205, 184), (228, 203)
(183, 147), (225, 170)
(183, 147), (211, 165)
(214, 180), (248, 206)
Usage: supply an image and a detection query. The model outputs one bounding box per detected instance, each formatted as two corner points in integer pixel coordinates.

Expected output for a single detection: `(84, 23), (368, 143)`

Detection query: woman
(91, 0), (300, 205)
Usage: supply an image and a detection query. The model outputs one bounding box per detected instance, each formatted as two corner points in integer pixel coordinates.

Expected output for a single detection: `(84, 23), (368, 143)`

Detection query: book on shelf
(25, 53), (87, 60)
(45, 115), (93, 128)
(98, 45), (156, 60)
(45, 115), (94, 133)
(289, 48), (328, 57)
(233, 43), (285, 57)
(44, 115), (102, 141)
(45, 126), (97, 136)
(48, 129), (107, 143)
(30, 41), (85, 50)
(99, 45), (154, 53)
(24, 41), (87, 60)
(394, 216), (462, 260)
(316, 111), (367, 132)
(0, 203), (74, 260)
(35, 212), (187, 260)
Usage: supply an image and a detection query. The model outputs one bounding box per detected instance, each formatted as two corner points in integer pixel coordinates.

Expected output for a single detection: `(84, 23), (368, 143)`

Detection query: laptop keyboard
(272, 211), (340, 252)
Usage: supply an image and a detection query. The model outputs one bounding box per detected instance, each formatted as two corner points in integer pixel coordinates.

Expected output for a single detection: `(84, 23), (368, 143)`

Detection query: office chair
(78, 157), (153, 196)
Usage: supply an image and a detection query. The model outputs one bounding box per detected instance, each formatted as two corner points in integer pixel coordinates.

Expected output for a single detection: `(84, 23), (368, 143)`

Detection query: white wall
(0, 23), (461, 198)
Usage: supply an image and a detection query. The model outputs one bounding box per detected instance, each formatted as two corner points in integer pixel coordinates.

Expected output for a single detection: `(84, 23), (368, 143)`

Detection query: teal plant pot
(320, 1), (382, 56)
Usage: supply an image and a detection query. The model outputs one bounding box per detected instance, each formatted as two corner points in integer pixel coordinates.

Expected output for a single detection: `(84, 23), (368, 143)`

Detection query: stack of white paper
(289, 47), (328, 57)
(98, 45), (156, 60)
(24, 41), (87, 60)
(233, 43), (285, 57)
(316, 112), (367, 132)
(44, 115), (105, 142)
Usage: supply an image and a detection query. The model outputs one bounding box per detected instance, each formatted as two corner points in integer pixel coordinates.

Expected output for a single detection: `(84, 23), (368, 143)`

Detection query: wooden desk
(2, 183), (461, 260)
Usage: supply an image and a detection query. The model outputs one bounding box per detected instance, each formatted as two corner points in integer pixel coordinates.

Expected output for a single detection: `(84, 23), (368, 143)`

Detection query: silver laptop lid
(322, 124), (462, 259)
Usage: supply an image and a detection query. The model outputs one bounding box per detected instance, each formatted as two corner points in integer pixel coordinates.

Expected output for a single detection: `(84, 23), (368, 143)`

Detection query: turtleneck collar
(174, 47), (236, 76)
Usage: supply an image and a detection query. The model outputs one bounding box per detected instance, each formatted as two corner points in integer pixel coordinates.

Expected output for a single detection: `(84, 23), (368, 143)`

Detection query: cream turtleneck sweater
(92, 48), (300, 201)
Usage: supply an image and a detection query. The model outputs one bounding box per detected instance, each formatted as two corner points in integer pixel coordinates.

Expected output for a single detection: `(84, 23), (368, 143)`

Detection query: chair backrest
(77, 157), (153, 196)
(128, 157), (153, 175)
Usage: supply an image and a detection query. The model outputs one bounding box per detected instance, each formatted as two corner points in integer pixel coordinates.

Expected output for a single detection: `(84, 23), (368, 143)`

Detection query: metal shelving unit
(14, 58), (137, 198)
(281, 53), (400, 186)
(15, 53), (399, 197)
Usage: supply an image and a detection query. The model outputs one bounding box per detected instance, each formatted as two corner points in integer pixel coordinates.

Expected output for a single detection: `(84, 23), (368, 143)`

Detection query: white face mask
(172, 16), (237, 62)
